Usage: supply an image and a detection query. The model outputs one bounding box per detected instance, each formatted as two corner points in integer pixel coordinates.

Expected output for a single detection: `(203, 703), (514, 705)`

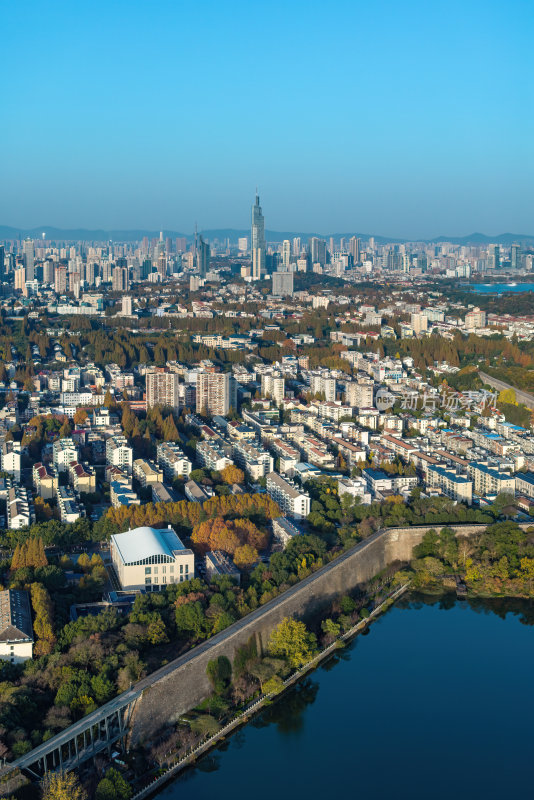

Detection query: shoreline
(128, 582), (410, 800)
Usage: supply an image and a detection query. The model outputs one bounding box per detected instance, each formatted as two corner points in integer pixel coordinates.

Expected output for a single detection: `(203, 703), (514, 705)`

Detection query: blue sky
(1, 0), (532, 238)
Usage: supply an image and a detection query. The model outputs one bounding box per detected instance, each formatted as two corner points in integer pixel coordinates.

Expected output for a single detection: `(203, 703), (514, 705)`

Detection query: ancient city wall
(129, 523), (489, 745)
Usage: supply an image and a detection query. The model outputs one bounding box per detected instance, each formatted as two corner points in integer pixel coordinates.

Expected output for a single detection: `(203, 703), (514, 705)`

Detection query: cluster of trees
(410, 521), (534, 597)
(305, 478), (496, 546)
(11, 537), (48, 569)
(191, 517), (268, 566)
(97, 492), (280, 537)
(41, 766), (131, 800)
(31, 582), (56, 655)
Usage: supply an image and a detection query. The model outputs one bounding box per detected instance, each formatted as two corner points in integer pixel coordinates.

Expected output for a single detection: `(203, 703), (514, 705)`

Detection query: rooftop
(0, 590), (33, 643)
(111, 526), (187, 564)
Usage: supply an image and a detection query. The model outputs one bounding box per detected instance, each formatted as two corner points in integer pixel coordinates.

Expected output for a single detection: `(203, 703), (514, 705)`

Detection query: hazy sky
(1, 0), (533, 238)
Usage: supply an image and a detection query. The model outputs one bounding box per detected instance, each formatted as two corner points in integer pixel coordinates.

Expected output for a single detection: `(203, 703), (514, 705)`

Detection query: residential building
(32, 463), (58, 500)
(106, 435), (133, 473)
(205, 551), (241, 585)
(157, 442), (192, 480)
(7, 487), (35, 529)
(53, 438), (79, 472)
(272, 516), (302, 547)
(196, 372), (231, 416)
(133, 459), (164, 487)
(266, 472), (311, 519)
(1, 441), (21, 481)
(468, 462), (515, 496)
(232, 440), (274, 480)
(57, 486), (83, 523)
(146, 369), (180, 410)
(196, 440), (233, 471)
(0, 590), (33, 663)
(426, 465), (473, 505)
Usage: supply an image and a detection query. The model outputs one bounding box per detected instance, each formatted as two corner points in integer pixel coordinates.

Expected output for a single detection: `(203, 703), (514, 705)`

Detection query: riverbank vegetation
(408, 521), (534, 598)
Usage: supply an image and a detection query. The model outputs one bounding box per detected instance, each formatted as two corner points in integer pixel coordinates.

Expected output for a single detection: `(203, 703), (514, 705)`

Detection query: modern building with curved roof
(111, 525), (194, 592)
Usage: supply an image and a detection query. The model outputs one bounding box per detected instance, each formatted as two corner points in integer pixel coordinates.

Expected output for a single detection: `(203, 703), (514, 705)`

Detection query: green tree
(206, 656), (232, 694)
(95, 768), (132, 800)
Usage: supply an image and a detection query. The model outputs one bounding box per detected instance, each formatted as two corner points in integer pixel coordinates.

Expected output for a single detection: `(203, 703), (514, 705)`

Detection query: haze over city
(2, 0), (533, 239)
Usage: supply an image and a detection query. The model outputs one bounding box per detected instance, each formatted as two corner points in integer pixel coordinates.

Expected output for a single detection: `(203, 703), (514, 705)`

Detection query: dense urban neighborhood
(1, 226), (534, 797)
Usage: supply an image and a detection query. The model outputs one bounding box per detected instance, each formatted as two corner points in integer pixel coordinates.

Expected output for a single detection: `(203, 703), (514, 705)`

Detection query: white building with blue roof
(111, 525), (195, 592)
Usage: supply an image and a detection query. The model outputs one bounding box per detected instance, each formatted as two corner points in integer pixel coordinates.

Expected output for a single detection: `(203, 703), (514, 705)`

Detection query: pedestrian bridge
(0, 689), (140, 780)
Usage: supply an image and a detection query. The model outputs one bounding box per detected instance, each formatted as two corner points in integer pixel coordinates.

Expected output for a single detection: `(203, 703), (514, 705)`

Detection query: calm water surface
(155, 597), (534, 800)
(469, 282), (534, 294)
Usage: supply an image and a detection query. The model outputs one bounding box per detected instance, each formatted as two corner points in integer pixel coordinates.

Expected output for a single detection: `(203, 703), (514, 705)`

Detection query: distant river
(153, 597), (534, 800)
(468, 283), (534, 294)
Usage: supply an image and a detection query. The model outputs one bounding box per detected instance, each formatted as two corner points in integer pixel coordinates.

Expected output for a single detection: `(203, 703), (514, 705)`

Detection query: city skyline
(2, 1), (533, 238)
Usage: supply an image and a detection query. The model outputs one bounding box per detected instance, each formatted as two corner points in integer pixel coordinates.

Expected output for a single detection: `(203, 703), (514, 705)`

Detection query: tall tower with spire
(251, 191), (265, 280)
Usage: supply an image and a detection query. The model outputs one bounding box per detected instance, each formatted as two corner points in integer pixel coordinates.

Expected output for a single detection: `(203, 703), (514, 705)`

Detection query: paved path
(479, 370), (534, 410)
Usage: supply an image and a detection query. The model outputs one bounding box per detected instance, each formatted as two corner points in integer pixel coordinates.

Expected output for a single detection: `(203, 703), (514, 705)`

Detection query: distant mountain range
(0, 225), (533, 246)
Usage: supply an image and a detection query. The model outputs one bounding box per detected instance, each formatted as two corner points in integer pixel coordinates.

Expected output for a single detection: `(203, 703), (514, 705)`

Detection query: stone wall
(128, 523), (490, 745)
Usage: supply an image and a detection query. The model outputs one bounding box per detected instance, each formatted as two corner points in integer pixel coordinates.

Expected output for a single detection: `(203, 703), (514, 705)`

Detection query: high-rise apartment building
(112, 265), (129, 292)
(309, 237), (326, 265)
(282, 240), (291, 268)
(43, 259), (55, 284)
(14, 267), (26, 293)
(272, 270), (294, 297)
(146, 370), (180, 410)
(54, 265), (67, 294)
(196, 372), (231, 415)
(251, 192), (266, 280)
(122, 295), (133, 315)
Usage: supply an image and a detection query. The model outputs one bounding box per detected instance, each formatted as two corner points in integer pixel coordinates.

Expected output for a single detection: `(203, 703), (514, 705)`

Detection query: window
(162, 576), (167, 584)
(145, 567), (151, 575)
(162, 565), (166, 574)
(153, 566), (159, 575)
(153, 577), (158, 584)
(169, 565), (174, 573)
(145, 578), (151, 585)
(180, 564), (183, 573)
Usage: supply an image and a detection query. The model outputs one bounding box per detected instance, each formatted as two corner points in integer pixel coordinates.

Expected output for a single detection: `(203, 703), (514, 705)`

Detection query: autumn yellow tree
(220, 464), (245, 485)
(73, 408), (88, 425)
(42, 771), (87, 800)
(268, 617), (317, 669)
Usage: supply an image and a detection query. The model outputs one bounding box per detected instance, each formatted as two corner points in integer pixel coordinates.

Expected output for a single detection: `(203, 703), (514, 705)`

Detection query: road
(479, 371), (534, 410)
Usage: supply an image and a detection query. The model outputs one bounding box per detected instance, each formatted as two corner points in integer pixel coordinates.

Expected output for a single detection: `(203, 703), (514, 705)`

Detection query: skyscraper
(488, 244), (500, 270)
(511, 244), (522, 271)
(0, 246), (5, 282)
(197, 234), (210, 277)
(251, 192), (266, 280)
(349, 236), (361, 265)
(309, 237), (326, 265)
(23, 238), (35, 281)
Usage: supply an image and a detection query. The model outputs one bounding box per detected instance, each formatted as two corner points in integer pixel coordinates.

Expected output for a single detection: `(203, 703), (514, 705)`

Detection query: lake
(468, 283), (534, 294)
(153, 597), (534, 800)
